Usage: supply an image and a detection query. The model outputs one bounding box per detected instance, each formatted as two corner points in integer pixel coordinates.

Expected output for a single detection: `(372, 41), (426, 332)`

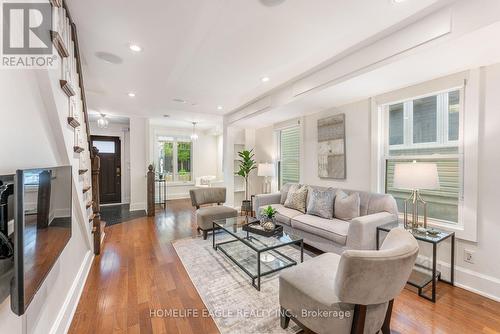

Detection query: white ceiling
(66, 0), (447, 130)
(231, 21), (500, 128)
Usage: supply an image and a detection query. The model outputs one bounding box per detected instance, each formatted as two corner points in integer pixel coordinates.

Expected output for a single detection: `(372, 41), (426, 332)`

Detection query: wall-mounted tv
(9, 166), (72, 315)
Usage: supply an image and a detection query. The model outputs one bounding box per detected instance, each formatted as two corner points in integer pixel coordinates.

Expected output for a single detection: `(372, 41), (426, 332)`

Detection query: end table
(376, 222), (455, 302)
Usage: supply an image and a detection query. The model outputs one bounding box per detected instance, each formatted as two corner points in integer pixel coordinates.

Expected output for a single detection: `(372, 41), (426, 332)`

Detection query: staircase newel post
(91, 146), (102, 255)
(147, 164), (155, 217)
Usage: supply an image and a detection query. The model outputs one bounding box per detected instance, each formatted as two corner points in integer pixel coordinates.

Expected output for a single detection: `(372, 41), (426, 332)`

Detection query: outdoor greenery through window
(385, 89), (461, 224)
(278, 126), (300, 188)
(157, 136), (192, 182)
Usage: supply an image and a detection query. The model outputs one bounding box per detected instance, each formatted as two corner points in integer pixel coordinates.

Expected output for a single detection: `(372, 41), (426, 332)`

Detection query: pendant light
(97, 113), (109, 129)
(190, 122), (199, 141)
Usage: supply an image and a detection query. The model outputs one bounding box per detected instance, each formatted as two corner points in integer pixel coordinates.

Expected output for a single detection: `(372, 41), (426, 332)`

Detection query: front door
(91, 136), (121, 204)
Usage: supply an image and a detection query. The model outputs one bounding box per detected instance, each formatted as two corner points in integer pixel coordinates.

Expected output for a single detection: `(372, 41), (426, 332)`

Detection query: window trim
(155, 135), (194, 185)
(371, 70), (480, 242)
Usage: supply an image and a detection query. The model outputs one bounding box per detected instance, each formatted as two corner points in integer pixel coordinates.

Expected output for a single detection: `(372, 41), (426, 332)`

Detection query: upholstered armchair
(279, 228), (418, 334)
(189, 187), (238, 240)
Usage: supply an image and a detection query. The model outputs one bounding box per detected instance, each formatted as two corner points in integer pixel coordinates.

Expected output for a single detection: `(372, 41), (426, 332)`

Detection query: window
(384, 89), (461, 224)
(157, 136), (192, 182)
(278, 126), (300, 188)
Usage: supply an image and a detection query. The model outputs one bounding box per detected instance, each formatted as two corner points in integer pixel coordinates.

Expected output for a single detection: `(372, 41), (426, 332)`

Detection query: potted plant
(260, 205), (277, 231)
(235, 149), (257, 212)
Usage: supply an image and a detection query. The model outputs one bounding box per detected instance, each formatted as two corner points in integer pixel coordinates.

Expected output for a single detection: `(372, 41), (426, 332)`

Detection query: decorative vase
(262, 221), (275, 231)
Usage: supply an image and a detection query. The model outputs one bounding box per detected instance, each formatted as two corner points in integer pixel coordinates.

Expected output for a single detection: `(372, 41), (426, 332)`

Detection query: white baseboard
(453, 265), (500, 302)
(416, 255), (500, 302)
(129, 202), (146, 211)
(50, 250), (93, 334)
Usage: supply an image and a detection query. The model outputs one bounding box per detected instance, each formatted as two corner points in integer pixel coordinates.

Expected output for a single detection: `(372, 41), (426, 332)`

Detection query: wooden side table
(376, 222), (455, 302)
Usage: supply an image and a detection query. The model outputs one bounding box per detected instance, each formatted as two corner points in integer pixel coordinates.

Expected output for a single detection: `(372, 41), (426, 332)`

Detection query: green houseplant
(235, 149), (257, 211)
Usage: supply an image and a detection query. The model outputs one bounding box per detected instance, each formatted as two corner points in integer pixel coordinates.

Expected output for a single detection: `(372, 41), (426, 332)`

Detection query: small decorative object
(261, 221), (275, 231)
(393, 161), (440, 230)
(258, 163), (274, 193)
(235, 149), (257, 210)
(318, 114), (346, 179)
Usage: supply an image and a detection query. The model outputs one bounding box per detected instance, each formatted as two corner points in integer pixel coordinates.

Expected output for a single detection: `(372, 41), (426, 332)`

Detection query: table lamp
(393, 161), (440, 230)
(258, 163), (274, 194)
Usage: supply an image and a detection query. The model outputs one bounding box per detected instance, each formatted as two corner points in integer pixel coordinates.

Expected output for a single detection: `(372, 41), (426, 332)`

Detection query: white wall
(0, 69), (93, 333)
(250, 64), (500, 301)
(129, 117), (148, 211)
(302, 99), (372, 191)
(89, 121), (131, 204)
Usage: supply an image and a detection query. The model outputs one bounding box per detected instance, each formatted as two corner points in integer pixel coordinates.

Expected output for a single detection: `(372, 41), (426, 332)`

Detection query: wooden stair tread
(78, 169), (88, 175)
(86, 201), (93, 209)
(60, 79), (76, 97)
(74, 146), (84, 153)
(82, 186), (91, 193)
(67, 116), (80, 128)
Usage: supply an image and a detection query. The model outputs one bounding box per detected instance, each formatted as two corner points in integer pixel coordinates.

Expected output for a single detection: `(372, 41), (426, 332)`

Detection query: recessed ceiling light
(217, 105), (223, 110)
(128, 92), (136, 97)
(129, 44), (142, 52)
(392, 0), (407, 3)
(173, 98), (186, 103)
(261, 76), (270, 83)
(163, 114), (170, 118)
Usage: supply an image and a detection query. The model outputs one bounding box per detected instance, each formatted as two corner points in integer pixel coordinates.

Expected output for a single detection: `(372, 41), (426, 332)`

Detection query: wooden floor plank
(69, 199), (500, 334)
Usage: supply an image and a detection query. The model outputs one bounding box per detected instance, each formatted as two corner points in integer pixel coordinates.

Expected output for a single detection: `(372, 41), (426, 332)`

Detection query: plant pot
(241, 200), (252, 212)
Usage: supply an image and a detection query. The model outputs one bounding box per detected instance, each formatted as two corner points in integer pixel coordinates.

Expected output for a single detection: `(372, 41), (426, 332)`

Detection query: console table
(376, 222), (455, 302)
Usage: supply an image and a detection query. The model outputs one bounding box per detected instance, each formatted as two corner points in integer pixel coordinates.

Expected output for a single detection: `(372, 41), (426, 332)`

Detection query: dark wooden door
(91, 136), (121, 204)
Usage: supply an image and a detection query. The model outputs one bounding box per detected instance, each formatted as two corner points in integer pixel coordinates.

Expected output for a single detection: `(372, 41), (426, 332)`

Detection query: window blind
(280, 126), (300, 186)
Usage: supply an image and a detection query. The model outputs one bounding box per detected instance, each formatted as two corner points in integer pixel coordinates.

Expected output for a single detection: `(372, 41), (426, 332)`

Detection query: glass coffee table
(212, 217), (304, 291)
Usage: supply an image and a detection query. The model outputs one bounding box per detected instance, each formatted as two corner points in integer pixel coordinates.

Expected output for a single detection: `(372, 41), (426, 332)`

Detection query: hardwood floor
(69, 199), (500, 334)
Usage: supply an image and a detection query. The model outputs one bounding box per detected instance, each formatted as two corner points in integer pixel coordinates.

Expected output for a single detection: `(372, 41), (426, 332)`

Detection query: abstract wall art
(318, 114), (346, 179)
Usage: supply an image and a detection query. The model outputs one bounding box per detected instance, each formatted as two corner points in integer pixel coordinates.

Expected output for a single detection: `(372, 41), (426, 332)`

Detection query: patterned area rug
(173, 235), (312, 334)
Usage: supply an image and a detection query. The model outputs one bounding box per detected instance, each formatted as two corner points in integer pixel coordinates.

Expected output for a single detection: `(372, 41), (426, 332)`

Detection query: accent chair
(189, 187), (238, 240)
(279, 228), (418, 334)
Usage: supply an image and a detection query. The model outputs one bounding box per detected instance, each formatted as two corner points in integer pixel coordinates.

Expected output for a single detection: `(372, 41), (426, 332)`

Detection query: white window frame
(371, 70), (480, 242)
(156, 135), (194, 185)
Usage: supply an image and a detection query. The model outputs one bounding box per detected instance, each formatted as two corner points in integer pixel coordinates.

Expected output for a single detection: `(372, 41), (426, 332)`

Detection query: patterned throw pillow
(307, 188), (336, 219)
(284, 185), (308, 213)
(280, 183), (299, 204)
(334, 190), (360, 220)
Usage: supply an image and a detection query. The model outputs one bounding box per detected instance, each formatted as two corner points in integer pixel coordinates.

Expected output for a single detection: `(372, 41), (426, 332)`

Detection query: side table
(376, 222), (455, 302)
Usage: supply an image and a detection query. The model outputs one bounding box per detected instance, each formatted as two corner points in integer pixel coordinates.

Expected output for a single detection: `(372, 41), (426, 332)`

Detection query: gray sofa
(253, 183), (398, 253)
(189, 187), (238, 239)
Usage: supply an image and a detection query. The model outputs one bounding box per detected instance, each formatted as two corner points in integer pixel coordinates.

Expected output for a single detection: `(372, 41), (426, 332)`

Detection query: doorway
(91, 136), (122, 204)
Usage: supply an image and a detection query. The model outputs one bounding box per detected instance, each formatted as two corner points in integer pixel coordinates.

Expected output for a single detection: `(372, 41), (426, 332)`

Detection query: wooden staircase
(50, 0), (104, 255)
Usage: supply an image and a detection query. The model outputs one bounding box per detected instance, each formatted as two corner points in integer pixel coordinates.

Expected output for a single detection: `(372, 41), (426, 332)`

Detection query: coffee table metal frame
(212, 219), (304, 291)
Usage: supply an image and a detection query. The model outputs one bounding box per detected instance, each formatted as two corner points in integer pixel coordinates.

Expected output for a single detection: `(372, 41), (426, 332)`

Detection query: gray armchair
(279, 228), (418, 334)
(189, 187), (238, 240)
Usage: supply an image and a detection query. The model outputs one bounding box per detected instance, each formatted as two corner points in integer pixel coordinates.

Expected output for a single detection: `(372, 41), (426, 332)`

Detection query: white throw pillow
(334, 190), (360, 220)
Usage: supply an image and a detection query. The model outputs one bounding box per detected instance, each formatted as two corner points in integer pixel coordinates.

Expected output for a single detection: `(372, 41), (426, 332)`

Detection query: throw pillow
(284, 185), (308, 213)
(281, 183), (300, 204)
(334, 190), (360, 220)
(307, 187), (336, 219)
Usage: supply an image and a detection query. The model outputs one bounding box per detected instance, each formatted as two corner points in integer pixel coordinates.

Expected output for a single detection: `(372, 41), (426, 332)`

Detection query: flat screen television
(9, 166), (72, 315)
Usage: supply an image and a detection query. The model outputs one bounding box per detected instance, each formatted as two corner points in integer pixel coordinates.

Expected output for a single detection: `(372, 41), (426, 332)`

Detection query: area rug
(173, 235), (312, 334)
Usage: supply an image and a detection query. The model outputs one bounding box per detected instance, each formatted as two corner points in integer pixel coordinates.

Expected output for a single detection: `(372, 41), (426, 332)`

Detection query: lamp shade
(258, 163), (274, 177)
(393, 162), (440, 190)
